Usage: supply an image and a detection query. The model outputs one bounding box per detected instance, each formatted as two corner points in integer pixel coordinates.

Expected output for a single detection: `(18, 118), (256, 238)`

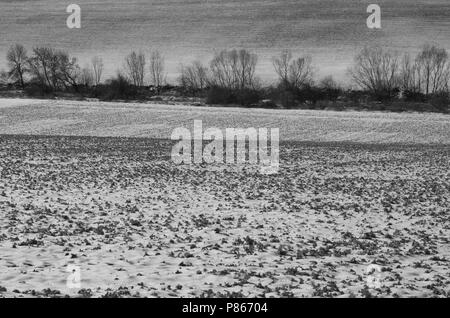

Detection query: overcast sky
(0, 0), (449, 82)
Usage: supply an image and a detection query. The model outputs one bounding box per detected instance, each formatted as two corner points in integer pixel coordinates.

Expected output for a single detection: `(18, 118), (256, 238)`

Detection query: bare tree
(150, 50), (166, 89)
(399, 46), (450, 95)
(0, 70), (9, 85)
(209, 50), (236, 89)
(179, 60), (209, 92)
(272, 50), (292, 87)
(400, 54), (421, 93)
(415, 45), (450, 95)
(91, 56), (104, 86)
(56, 51), (81, 90)
(400, 54), (414, 92)
(289, 56), (314, 89)
(28, 47), (80, 91)
(350, 46), (400, 95)
(124, 51), (146, 87)
(80, 65), (94, 87)
(7, 44), (28, 89)
(28, 47), (56, 89)
(236, 49), (258, 89)
(210, 49), (258, 90)
(272, 50), (313, 89)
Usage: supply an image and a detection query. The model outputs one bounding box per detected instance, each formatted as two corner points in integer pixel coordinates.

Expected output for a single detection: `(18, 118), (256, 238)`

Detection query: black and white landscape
(0, 0), (449, 298)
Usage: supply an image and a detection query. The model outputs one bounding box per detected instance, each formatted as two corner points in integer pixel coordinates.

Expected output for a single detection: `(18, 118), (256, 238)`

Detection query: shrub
(276, 89), (297, 108)
(235, 88), (261, 106)
(206, 86), (235, 105)
(93, 74), (137, 100)
(295, 85), (322, 104)
(344, 90), (369, 104)
(264, 85), (298, 108)
(403, 90), (427, 102)
(429, 93), (449, 112)
(320, 87), (342, 101)
(206, 86), (262, 106)
(369, 88), (400, 102)
(24, 83), (54, 97)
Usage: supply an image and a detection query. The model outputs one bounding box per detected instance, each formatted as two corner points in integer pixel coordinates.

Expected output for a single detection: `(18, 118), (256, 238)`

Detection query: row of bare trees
(178, 49), (314, 93)
(123, 50), (166, 88)
(3, 43), (449, 100)
(3, 44), (167, 91)
(272, 50), (313, 90)
(209, 49), (258, 90)
(178, 61), (209, 91)
(350, 44), (450, 96)
(4, 44), (104, 91)
(402, 45), (450, 95)
(179, 49), (259, 93)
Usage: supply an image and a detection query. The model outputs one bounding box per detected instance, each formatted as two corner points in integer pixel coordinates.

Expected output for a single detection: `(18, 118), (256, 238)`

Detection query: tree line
(350, 45), (450, 99)
(1, 43), (449, 112)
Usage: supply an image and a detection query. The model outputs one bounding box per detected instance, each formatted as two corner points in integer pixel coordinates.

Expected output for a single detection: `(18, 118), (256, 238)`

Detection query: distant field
(0, 98), (449, 144)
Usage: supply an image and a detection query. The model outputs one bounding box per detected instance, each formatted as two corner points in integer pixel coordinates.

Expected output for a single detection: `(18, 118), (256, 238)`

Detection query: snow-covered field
(0, 98), (448, 298)
(0, 98), (449, 144)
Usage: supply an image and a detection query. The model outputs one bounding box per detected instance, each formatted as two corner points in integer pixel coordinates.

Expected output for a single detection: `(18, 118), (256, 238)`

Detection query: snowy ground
(0, 98), (448, 144)
(0, 99), (448, 298)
